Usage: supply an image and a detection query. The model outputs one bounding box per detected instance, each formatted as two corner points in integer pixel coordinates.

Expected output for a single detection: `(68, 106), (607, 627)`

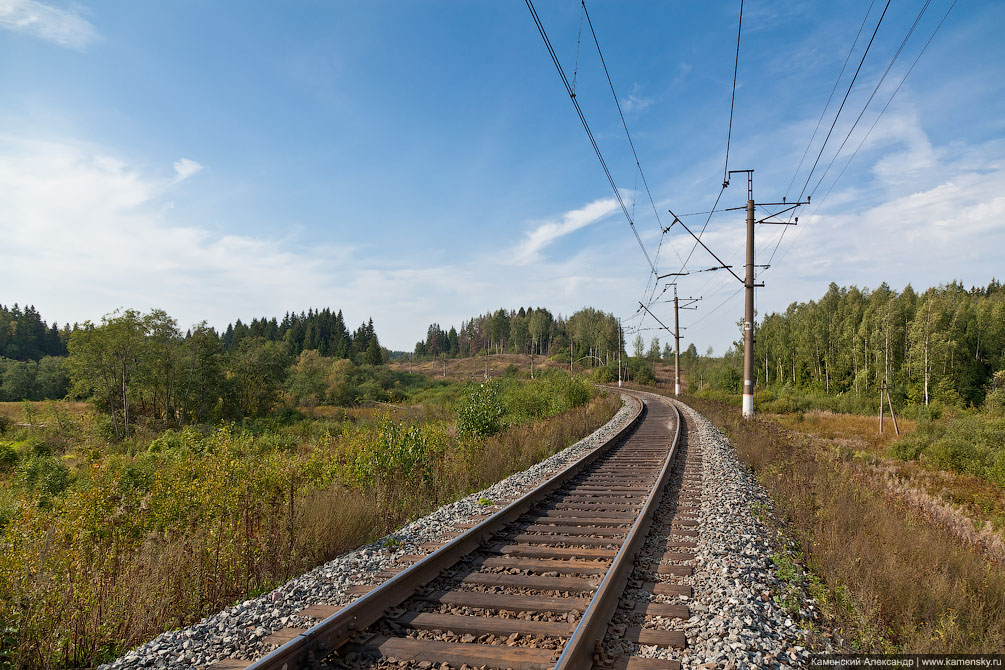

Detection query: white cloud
(753, 115), (1005, 323)
(0, 136), (643, 350)
(622, 94), (653, 114)
(672, 62), (692, 87)
(172, 157), (203, 183)
(512, 198), (619, 265)
(3, 105), (1001, 356)
(0, 0), (98, 49)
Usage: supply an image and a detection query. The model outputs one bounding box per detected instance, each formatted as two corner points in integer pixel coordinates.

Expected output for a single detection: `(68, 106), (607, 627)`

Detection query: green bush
(456, 383), (505, 437)
(504, 381), (550, 423)
(888, 431), (929, 461)
(0, 442), (17, 472)
(889, 414), (1005, 487)
(148, 426), (207, 454)
(592, 365), (615, 383)
(16, 455), (71, 497)
(0, 415), (13, 435)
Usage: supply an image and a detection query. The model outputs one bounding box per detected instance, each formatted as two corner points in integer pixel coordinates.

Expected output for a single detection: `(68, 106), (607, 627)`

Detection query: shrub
(456, 383), (505, 437)
(592, 365), (615, 383)
(147, 427), (207, 454)
(16, 455), (71, 497)
(889, 414), (1005, 486)
(0, 442), (17, 472)
(0, 415), (12, 435)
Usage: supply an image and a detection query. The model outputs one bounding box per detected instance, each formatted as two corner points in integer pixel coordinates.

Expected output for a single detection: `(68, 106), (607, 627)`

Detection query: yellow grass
(388, 353), (570, 380)
(0, 400), (89, 422)
(770, 409), (916, 455)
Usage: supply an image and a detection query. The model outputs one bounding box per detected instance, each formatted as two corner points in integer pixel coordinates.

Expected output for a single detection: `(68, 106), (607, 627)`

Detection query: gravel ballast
(100, 395), (640, 670)
(670, 398), (825, 669)
(102, 393), (830, 670)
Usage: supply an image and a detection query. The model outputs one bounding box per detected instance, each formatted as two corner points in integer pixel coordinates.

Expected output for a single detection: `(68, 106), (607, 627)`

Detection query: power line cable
(685, 286), (744, 329)
(807, 0), (933, 198)
(581, 0), (683, 269)
(661, 0), (743, 295)
(767, 0), (958, 271)
(814, 0), (958, 213)
(723, 0), (744, 186)
(764, 0), (891, 268)
(784, 0), (876, 200)
(524, 0), (656, 273)
(795, 0), (891, 201)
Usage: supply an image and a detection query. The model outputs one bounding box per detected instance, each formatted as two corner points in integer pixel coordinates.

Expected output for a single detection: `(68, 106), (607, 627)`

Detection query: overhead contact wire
(525, 0), (655, 273)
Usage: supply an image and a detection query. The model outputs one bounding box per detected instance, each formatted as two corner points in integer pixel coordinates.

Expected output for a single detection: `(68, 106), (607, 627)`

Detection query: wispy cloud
(513, 198), (619, 264)
(672, 63), (692, 87)
(622, 94), (653, 114)
(621, 83), (654, 114)
(0, 0), (98, 49)
(0, 136), (641, 349)
(172, 157), (203, 183)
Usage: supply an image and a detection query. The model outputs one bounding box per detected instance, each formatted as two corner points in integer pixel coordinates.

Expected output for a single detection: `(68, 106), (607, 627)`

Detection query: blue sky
(1, 0), (1003, 353)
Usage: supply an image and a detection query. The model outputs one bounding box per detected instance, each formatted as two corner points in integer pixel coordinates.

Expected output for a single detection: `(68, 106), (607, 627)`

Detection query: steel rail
(554, 395), (682, 670)
(244, 394), (646, 670)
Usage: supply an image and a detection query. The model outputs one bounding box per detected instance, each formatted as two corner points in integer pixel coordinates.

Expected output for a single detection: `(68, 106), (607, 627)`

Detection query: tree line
(0, 305), (389, 432)
(0, 304), (69, 361)
(749, 280), (1005, 407)
(414, 306), (634, 366)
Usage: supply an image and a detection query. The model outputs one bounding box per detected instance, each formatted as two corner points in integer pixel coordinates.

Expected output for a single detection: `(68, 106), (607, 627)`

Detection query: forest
(0, 306), (388, 414)
(415, 306), (633, 363)
(684, 280), (1005, 412)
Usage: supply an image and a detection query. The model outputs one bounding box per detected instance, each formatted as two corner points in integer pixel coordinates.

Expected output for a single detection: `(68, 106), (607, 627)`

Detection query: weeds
(683, 393), (1005, 653)
(770, 552), (803, 615)
(0, 375), (618, 669)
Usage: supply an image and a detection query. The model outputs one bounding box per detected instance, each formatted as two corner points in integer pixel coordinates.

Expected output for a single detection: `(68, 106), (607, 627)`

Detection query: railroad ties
(213, 391), (700, 670)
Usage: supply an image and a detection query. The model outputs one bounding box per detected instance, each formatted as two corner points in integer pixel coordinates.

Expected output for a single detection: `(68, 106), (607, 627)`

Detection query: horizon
(4, 274), (1001, 357)
(2, 0), (1002, 354)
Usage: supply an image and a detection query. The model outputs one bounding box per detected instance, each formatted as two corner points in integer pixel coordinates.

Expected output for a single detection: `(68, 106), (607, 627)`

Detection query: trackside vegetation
(682, 393), (1005, 654)
(0, 303), (618, 669)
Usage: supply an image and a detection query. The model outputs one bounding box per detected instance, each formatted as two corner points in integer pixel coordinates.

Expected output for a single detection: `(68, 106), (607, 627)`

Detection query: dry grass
(388, 353), (569, 381)
(770, 409), (916, 455)
(1, 392), (620, 669)
(0, 400), (89, 422)
(683, 393), (1005, 653)
(766, 410), (1005, 562)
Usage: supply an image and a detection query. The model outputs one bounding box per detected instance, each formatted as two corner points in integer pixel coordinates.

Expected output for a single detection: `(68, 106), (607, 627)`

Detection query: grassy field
(0, 371), (619, 669)
(0, 400), (89, 422)
(679, 392), (1005, 653)
(389, 352), (574, 380)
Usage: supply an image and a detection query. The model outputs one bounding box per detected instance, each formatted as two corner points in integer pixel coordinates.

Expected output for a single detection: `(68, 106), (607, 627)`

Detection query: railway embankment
(101, 395), (836, 670)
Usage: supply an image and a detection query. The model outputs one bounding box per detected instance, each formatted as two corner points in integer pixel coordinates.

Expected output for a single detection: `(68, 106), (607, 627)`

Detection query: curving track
(211, 390), (701, 670)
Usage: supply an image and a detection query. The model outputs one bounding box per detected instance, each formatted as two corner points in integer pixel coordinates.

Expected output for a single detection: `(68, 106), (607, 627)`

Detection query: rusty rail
(243, 394), (646, 670)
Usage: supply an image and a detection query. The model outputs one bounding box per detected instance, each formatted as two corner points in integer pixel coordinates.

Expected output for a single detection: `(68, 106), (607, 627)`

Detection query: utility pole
(618, 319), (623, 387)
(668, 170), (808, 418)
(674, 305), (681, 394)
(666, 287), (701, 396)
(742, 186), (756, 418)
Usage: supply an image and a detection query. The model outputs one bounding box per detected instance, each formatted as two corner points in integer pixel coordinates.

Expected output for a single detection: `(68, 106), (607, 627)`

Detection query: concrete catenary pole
(618, 319), (623, 387)
(742, 197), (756, 418)
(673, 287), (682, 396)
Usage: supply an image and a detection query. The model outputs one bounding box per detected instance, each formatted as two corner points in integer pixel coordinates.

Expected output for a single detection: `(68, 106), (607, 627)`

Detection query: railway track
(211, 390), (700, 670)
